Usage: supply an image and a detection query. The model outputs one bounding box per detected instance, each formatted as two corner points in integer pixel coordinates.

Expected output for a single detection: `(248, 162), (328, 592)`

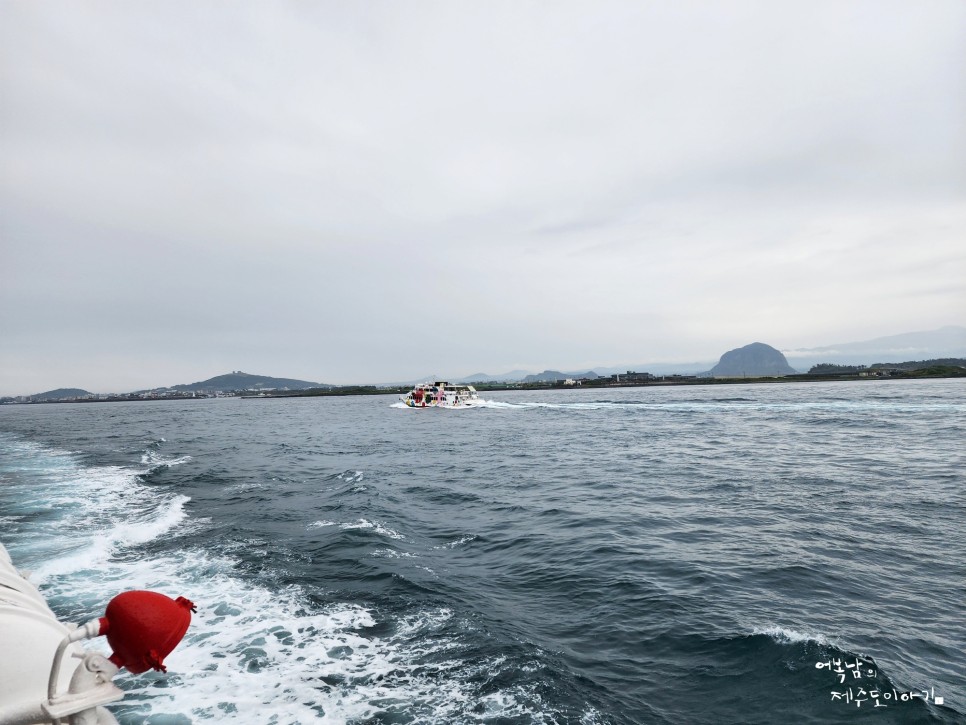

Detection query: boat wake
(0, 433), (593, 724)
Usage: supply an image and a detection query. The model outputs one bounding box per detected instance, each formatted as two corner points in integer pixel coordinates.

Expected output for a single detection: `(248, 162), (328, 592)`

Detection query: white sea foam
(339, 519), (406, 540)
(141, 449), (193, 470)
(308, 520), (338, 529)
(752, 625), (832, 646)
(2, 435), (565, 723)
(473, 400), (522, 409)
(55, 549), (539, 724)
(309, 519), (406, 540)
(0, 437), (193, 585)
(434, 535), (477, 549)
(370, 549), (417, 559)
(29, 485), (191, 585)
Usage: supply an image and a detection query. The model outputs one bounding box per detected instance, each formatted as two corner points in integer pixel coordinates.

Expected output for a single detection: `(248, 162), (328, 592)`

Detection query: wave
(141, 450), (193, 471)
(112, 555), (576, 725)
(434, 534), (477, 549)
(31, 494), (191, 584)
(309, 518), (407, 540)
(140, 439), (192, 472)
(44, 546), (541, 725)
(752, 625), (833, 646)
(19, 526), (568, 723)
(0, 434), (193, 585)
(2, 435), (578, 722)
(746, 625), (956, 720)
(455, 399), (759, 411)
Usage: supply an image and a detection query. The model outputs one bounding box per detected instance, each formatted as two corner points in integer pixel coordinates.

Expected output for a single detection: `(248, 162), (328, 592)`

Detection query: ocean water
(0, 379), (963, 724)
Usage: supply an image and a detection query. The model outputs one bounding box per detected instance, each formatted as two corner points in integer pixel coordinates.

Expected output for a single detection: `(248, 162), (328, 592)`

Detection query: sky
(1, 1), (964, 394)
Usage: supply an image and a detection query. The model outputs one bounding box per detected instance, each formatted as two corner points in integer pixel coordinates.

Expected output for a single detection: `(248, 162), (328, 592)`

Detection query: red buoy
(100, 591), (195, 674)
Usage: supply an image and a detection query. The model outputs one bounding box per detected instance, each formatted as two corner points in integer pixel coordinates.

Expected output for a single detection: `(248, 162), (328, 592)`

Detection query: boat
(400, 381), (481, 408)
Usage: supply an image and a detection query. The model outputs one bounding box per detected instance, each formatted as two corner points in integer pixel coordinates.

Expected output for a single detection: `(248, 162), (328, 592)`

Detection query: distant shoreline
(240, 369), (965, 399)
(4, 367), (963, 405)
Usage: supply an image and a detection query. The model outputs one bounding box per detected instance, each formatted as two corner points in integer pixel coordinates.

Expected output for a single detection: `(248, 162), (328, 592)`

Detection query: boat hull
(399, 382), (480, 409)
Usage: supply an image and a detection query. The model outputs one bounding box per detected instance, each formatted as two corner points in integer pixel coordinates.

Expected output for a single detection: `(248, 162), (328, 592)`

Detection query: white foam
(339, 519), (406, 540)
(370, 549), (417, 559)
(752, 625), (832, 646)
(472, 400), (520, 409)
(473, 400), (640, 411)
(64, 550), (536, 724)
(309, 519), (406, 540)
(308, 520), (338, 529)
(0, 437), (193, 585)
(434, 535), (477, 549)
(30, 493), (191, 585)
(141, 449), (193, 470)
(2, 435), (582, 723)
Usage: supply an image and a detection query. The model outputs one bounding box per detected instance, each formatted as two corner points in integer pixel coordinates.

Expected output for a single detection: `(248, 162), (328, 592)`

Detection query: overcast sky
(2, 1), (964, 394)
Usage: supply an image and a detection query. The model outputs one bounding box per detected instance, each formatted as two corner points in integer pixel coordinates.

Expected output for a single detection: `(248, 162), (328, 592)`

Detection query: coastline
(240, 368), (965, 399)
(4, 368), (963, 406)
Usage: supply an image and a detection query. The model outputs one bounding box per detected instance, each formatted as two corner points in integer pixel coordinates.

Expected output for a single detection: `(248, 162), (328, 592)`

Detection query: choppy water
(1, 379), (963, 724)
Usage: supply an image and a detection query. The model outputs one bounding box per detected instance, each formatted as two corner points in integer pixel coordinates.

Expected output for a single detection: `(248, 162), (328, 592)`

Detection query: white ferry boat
(400, 381), (481, 408)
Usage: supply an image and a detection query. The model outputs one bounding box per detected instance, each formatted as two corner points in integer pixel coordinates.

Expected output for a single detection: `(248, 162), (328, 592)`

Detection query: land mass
(154, 371), (331, 393)
(4, 326), (964, 403)
(28, 388), (93, 402)
(707, 342), (797, 377)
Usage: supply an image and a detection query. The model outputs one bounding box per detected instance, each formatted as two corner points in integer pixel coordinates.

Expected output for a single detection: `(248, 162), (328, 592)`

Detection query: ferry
(400, 381), (481, 408)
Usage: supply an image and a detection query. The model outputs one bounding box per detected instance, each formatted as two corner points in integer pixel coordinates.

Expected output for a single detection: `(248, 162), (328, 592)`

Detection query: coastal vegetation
(808, 359), (966, 375)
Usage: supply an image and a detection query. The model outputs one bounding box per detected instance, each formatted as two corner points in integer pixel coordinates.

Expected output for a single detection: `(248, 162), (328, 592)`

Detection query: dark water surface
(1, 379), (963, 724)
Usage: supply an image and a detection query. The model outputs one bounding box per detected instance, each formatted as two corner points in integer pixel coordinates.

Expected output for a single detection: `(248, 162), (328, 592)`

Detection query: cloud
(1, 1), (964, 394)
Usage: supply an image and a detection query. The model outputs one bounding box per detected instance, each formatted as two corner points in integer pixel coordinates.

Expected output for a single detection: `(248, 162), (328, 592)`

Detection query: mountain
(708, 343), (796, 377)
(30, 388), (92, 401)
(521, 370), (600, 383)
(453, 370), (541, 383)
(162, 372), (329, 393)
(451, 369), (600, 383)
(783, 326), (966, 369)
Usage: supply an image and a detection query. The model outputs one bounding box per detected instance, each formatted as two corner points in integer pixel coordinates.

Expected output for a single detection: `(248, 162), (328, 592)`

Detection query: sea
(0, 379), (963, 725)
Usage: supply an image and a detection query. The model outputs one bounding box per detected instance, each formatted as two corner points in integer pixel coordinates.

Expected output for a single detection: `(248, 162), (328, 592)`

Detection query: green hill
(168, 372), (329, 392)
(31, 388), (92, 401)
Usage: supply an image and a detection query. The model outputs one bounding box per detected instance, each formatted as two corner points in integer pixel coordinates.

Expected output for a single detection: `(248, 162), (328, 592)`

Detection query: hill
(809, 358), (966, 374)
(30, 388), (92, 401)
(453, 370), (535, 383)
(164, 372), (329, 393)
(522, 370), (599, 383)
(444, 369), (601, 384)
(709, 343), (796, 377)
